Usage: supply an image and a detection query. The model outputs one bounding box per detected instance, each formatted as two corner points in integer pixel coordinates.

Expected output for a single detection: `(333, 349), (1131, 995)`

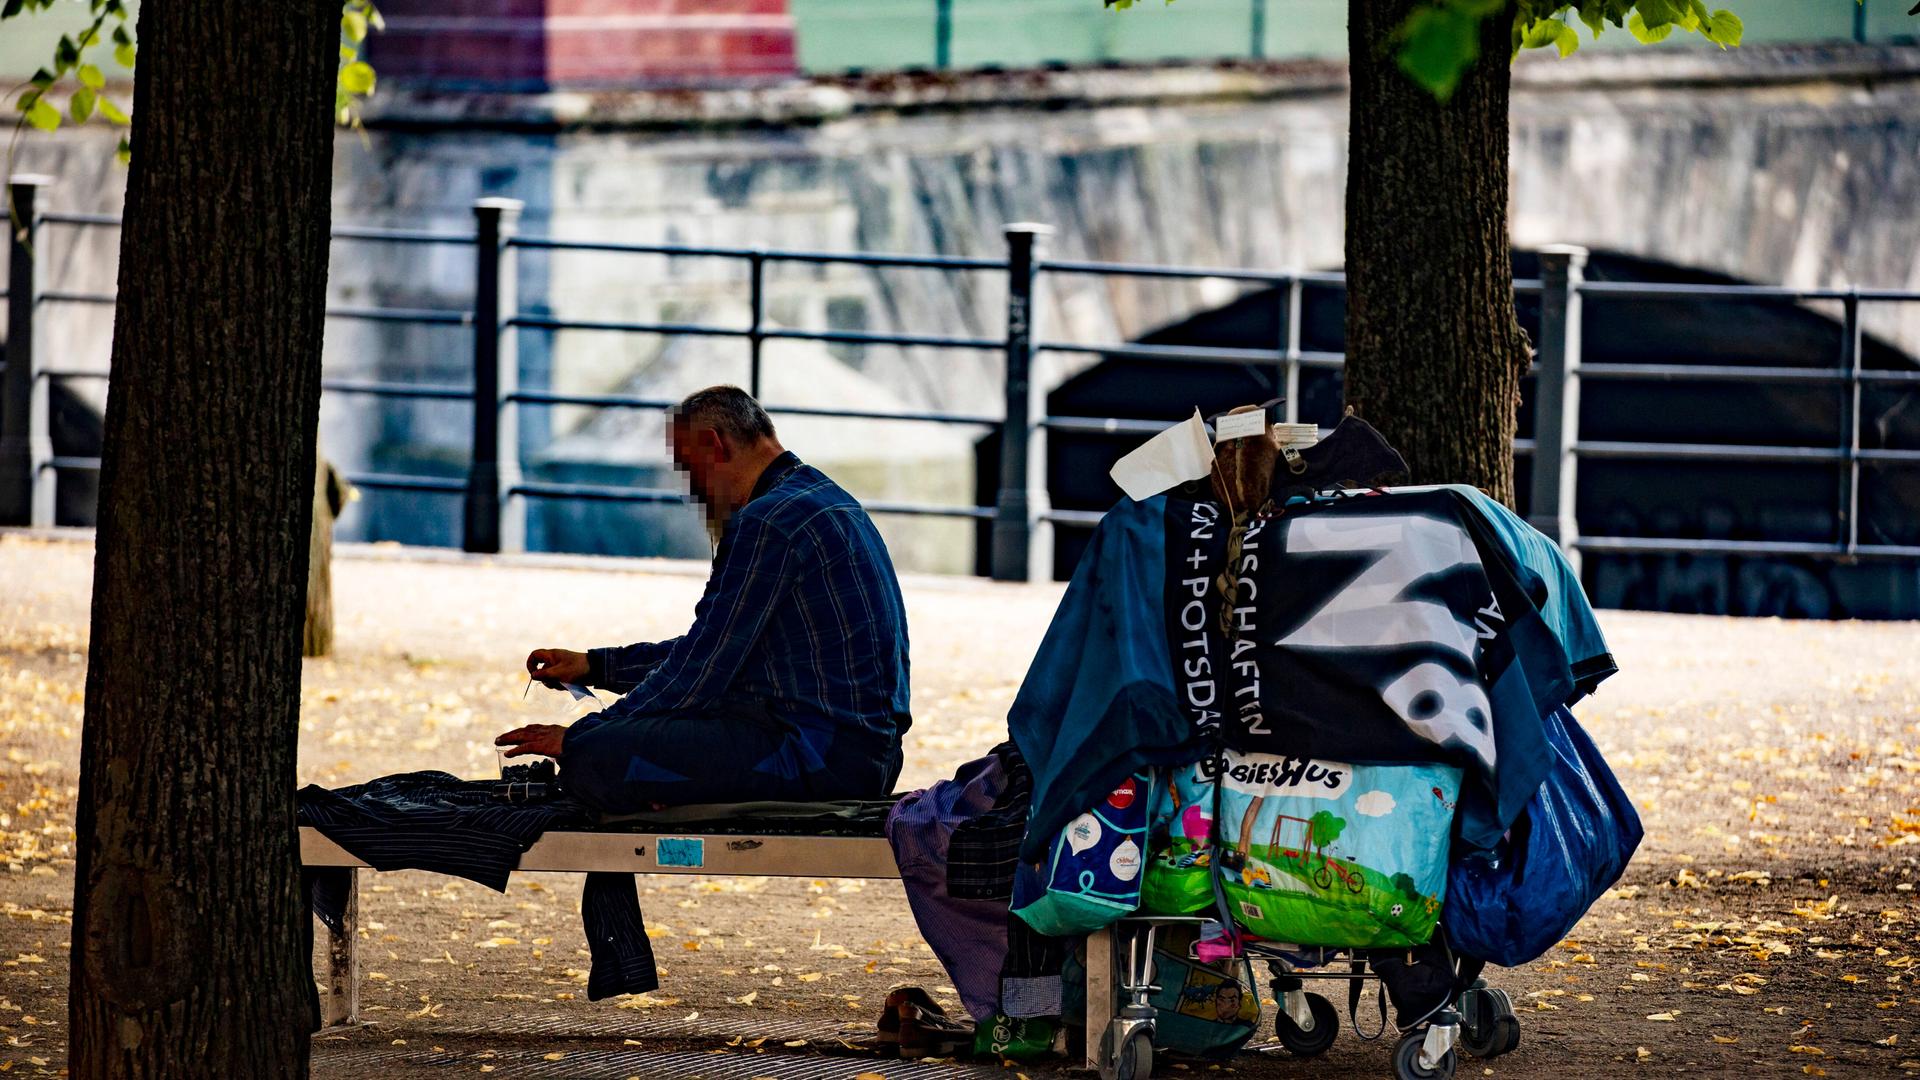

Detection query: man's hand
(496, 724), (568, 759)
(526, 647), (590, 687)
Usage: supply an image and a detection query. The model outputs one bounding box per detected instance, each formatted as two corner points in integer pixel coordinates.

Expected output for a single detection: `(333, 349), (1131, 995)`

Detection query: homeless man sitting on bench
(493, 385), (912, 810)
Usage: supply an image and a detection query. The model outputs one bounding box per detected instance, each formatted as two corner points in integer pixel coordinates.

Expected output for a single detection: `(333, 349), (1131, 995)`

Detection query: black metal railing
(4, 173), (1919, 580)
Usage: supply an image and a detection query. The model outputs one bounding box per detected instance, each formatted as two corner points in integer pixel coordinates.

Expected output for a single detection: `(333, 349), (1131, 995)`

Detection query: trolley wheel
(1111, 1027), (1154, 1080)
(1393, 1029), (1457, 1080)
(1274, 992), (1340, 1057)
(1459, 987), (1520, 1059)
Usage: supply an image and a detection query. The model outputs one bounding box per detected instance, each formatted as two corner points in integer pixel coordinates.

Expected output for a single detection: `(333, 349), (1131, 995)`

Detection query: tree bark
(68, 3), (340, 1077)
(1344, 0), (1531, 507)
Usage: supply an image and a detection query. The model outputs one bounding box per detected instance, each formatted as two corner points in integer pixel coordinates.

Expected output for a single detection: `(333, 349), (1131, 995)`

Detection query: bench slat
(298, 825), (901, 879)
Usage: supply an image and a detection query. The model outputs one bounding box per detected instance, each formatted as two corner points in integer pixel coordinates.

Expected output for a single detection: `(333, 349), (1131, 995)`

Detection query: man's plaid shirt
(585, 451), (912, 759)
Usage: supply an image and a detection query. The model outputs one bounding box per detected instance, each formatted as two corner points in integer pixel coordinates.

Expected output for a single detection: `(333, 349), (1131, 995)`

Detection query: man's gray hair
(672, 385), (777, 444)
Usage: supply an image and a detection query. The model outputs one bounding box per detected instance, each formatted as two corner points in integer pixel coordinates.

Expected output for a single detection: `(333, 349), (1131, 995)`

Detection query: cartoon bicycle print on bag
(1143, 752), (1462, 947)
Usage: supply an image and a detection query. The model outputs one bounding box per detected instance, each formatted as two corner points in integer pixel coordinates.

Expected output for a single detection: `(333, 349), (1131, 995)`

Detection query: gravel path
(1, 534), (1917, 1078)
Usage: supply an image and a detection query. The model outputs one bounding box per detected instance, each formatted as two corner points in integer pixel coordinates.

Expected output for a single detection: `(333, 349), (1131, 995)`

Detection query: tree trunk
(1343, 0), (1531, 507)
(68, 3), (340, 1076)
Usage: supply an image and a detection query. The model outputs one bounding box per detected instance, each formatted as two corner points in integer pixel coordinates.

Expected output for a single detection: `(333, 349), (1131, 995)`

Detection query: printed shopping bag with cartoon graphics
(1141, 752), (1460, 948)
(1012, 771), (1155, 936)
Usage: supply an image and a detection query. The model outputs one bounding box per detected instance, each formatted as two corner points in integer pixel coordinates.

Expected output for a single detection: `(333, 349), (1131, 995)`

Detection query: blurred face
(1212, 983), (1242, 1022)
(669, 420), (749, 533)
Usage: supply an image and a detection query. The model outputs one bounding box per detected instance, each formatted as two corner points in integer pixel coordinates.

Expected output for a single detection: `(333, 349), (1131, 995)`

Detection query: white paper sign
(1110, 409), (1215, 501)
(1213, 410), (1269, 442)
(1272, 423), (1320, 448)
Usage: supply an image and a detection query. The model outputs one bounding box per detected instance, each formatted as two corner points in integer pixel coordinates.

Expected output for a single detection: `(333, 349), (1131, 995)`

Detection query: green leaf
(1520, 17), (1563, 50)
(339, 60), (376, 95)
(1575, 1), (1609, 36)
(25, 95), (60, 132)
(77, 63), (104, 89)
(341, 9), (367, 42)
(1396, 4), (1480, 100)
(1627, 9), (1674, 42)
(29, 67), (54, 90)
(69, 86), (95, 122)
(113, 42), (135, 68)
(114, 136), (130, 165)
(54, 34), (78, 72)
(111, 23), (130, 46)
(1, 0), (26, 18)
(15, 89), (40, 113)
(1703, 8), (1742, 47)
(97, 96), (128, 124)
(1634, 0), (1681, 30)
(1553, 20), (1580, 56)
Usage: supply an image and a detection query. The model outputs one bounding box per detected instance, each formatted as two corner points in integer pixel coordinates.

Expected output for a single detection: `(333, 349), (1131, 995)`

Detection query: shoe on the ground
(897, 992), (973, 1059)
(873, 985), (948, 1053)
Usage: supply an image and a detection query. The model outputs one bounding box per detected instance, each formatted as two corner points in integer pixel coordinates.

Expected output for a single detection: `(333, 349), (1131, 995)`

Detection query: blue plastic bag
(1443, 707), (1643, 967)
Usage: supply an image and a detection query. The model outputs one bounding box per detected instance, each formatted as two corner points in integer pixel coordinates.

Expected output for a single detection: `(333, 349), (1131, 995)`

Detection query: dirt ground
(2, 533), (1918, 1078)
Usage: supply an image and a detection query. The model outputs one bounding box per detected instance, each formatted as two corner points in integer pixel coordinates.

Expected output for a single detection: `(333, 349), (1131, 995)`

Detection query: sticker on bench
(655, 837), (706, 869)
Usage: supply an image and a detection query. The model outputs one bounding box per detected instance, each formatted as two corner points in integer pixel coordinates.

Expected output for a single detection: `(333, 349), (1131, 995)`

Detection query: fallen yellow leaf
(1711, 1035), (1738, 1044)
(543, 1052), (566, 1061)
(1646, 1012), (1677, 1021)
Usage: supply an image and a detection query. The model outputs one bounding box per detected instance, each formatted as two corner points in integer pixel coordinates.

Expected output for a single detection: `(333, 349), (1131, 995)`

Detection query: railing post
(935, 0), (953, 69)
(2, 175), (53, 529)
(1281, 275), (1302, 422)
(465, 197), (524, 554)
(1529, 245), (1586, 574)
(747, 251), (765, 399)
(1840, 291), (1861, 557)
(992, 223), (1053, 583)
(1250, 0), (1267, 60)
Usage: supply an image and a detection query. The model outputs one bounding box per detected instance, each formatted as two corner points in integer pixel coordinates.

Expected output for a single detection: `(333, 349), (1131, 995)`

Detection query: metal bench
(301, 818), (1125, 1072)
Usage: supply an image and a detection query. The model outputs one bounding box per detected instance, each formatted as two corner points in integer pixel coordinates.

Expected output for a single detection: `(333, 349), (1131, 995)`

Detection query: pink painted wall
(367, 0), (798, 90)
